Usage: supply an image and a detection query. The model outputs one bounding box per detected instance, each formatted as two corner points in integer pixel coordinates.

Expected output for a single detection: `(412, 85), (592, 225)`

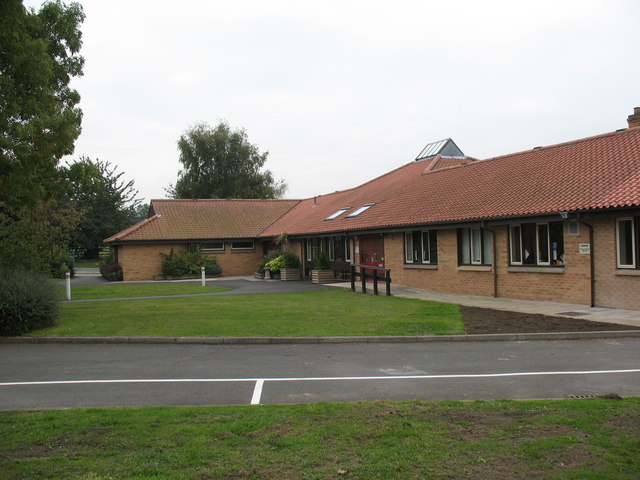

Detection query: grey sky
(25, 0), (640, 203)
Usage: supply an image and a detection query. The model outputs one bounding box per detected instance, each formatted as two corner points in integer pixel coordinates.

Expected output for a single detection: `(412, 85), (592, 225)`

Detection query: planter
(311, 269), (334, 284)
(280, 268), (300, 281)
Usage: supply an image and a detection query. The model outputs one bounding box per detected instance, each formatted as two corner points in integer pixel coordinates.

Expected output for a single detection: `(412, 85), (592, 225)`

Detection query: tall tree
(65, 157), (141, 258)
(0, 0), (85, 208)
(0, 0), (85, 272)
(169, 121), (287, 199)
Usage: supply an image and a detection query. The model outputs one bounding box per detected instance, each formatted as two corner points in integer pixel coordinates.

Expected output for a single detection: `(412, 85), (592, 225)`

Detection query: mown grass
(35, 289), (464, 337)
(1, 398), (638, 479)
(56, 284), (230, 300)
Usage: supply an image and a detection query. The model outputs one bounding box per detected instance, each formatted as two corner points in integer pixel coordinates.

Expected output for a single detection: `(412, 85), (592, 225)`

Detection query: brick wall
(386, 231), (495, 296)
(385, 222), (593, 306)
(118, 241), (265, 281)
(593, 217), (640, 310)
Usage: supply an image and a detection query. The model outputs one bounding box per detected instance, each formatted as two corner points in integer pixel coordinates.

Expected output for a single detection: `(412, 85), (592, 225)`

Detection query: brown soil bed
(461, 306), (637, 334)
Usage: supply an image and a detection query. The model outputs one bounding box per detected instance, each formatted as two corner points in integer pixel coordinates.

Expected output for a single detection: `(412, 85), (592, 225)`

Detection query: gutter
(579, 218), (596, 307)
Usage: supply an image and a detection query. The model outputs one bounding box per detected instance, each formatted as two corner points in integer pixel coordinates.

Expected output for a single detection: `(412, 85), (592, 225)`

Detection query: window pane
(412, 231), (422, 262)
(510, 225), (522, 264)
(483, 229), (492, 265)
(549, 222), (564, 264)
(345, 239), (351, 262)
(306, 240), (312, 261)
(430, 231), (438, 264)
(471, 228), (482, 264)
(537, 224), (550, 264)
(404, 233), (413, 263)
(618, 219), (635, 267)
(522, 223), (537, 264)
(231, 240), (254, 250)
(460, 229), (471, 264)
(334, 236), (344, 261)
(422, 231), (430, 263)
(328, 238), (335, 260)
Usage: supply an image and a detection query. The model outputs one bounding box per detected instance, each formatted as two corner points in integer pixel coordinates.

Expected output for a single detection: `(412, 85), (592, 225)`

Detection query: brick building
(106, 108), (640, 310)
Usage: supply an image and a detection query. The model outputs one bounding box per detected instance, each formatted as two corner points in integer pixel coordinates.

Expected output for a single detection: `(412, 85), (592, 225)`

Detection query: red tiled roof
(261, 127), (640, 236)
(105, 199), (300, 243)
(106, 126), (640, 244)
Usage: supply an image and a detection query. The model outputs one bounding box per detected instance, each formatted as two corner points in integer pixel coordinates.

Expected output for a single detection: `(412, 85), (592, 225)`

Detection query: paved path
(2, 339), (639, 409)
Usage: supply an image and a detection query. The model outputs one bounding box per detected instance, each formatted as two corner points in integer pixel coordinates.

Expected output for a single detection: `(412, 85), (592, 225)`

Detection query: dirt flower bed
(461, 306), (636, 334)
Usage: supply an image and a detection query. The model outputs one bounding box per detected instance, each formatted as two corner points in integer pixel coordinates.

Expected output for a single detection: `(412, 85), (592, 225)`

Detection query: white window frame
(509, 225), (523, 265)
(325, 207), (350, 221)
(470, 227), (482, 265)
(201, 242), (225, 252)
(230, 240), (254, 251)
(345, 238), (352, 262)
(306, 240), (312, 261)
(616, 217), (636, 269)
(536, 223), (551, 266)
(346, 203), (375, 218)
(328, 237), (335, 261)
(404, 232), (414, 263)
(421, 231), (431, 264)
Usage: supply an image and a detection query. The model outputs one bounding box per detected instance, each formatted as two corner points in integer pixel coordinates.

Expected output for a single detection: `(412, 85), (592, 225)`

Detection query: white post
(65, 272), (71, 301)
(201, 266), (205, 287)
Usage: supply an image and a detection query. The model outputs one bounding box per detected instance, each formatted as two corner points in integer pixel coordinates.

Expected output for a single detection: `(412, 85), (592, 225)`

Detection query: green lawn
(36, 289), (463, 337)
(1, 398), (638, 479)
(73, 258), (100, 268)
(57, 283), (230, 300)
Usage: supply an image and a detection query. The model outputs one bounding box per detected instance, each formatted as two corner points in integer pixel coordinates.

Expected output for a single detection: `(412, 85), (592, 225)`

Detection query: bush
(160, 246), (222, 277)
(50, 252), (74, 279)
(313, 250), (331, 270)
(100, 262), (123, 281)
(0, 267), (59, 336)
(265, 252), (300, 272)
(99, 246), (123, 281)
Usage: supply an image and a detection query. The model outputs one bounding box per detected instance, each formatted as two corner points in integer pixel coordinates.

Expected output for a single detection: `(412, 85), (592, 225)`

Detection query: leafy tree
(0, 0), (85, 209)
(168, 121), (287, 199)
(65, 157), (141, 258)
(0, 0), (84, 273)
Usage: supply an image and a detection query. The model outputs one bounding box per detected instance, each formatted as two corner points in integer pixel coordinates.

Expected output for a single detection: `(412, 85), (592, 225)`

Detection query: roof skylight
(415, 138), (465, 161)
(325, 207), (351, 220)
(346, 203), (375, 218)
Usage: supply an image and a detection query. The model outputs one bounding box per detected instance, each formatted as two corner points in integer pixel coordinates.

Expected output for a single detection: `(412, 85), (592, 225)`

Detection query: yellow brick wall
(117, 242), (265, 281)
(593, 217), (640, 310)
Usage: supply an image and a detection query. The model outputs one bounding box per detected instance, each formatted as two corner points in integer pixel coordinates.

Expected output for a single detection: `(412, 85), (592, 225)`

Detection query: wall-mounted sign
(579, 243), (591, 254)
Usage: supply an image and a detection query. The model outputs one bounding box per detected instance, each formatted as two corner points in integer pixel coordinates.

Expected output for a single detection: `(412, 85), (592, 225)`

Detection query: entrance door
(359, 234), (385, 280)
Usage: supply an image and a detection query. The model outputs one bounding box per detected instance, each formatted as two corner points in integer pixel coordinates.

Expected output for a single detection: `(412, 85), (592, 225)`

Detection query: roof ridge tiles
(150, 198), (302, 203)
(480, 127), (639, 164)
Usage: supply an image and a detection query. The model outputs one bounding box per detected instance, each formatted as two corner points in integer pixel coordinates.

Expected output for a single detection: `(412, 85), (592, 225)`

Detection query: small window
(509, 221), (564, 266)
(325, 207), (350, 220)
(345, 238), (352, 262)
(346, 203), (375, 218)
(617, 218), (636, 268)
(404, 230), (438, 264)
(568, 220), (580, 235)
(202, 242), (224, 251)
(231, 240), (254, 251)
(458, 227), (492, 266)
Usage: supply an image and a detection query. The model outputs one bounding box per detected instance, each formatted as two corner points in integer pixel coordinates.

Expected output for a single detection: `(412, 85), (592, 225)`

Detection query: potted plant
(311, 250), (333, 284)
(279, 252), (301, 281)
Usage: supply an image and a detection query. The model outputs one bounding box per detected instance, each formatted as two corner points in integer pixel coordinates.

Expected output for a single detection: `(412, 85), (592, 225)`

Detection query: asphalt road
(1, 338), (639, 410)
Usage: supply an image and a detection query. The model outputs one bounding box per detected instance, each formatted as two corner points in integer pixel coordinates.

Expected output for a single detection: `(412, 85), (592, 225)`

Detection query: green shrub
(160, 246), (222, 277)
(313, 250), (331, 270)
(281, 252), (301, 269)
(50, 252), (74, 278)
(256, 260), (266, 275)
(99, 246), (123, 281)
(0, 267), (59, 336)
(100, 262), (123, 281)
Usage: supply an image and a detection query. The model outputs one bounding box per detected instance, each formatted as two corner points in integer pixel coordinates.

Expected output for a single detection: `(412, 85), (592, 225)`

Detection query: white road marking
(2, 368), (639, 387)
(251, 379), (264, 405)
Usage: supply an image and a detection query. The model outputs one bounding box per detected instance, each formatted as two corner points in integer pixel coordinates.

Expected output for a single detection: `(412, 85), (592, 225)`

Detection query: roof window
(346, 203), (375, 218)
(325, 207), (351, 220)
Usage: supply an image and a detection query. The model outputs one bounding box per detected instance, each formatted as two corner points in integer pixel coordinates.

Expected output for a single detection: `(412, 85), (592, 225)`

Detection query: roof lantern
(415, 138), (464, 161)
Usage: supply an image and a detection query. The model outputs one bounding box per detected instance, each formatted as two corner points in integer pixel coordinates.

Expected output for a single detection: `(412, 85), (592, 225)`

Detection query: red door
(359, 234), (384, 281)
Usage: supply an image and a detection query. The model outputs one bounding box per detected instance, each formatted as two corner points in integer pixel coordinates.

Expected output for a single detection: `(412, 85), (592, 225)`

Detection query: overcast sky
(25, 0), (640, 204)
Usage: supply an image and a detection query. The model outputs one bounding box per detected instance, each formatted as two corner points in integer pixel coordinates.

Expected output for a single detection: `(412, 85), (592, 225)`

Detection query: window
(509, 221), (564, 266)
(231, 240), (254, 251)
(345, 238), (352, 262)
(458, 227), (492, 265)
(346, 203), (375, 218)
(617, 218), (636, 268)
(404, 230), (438, 264)
(325, 207), (350, 220)
(201, 241), (224, 251)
